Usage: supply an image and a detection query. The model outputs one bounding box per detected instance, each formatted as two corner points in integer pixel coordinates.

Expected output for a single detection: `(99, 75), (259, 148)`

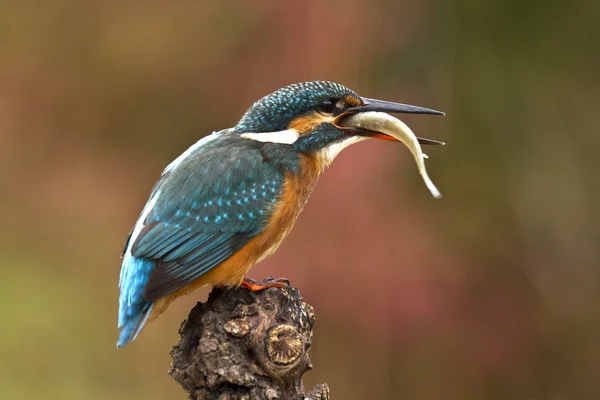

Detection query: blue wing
(117, 132), (283, 346)
(134, 138), (283, 298)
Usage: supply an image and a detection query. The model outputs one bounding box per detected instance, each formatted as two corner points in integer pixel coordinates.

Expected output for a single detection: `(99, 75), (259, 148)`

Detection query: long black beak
(343, 97), (445, 145)
(347, 97), (445, 116)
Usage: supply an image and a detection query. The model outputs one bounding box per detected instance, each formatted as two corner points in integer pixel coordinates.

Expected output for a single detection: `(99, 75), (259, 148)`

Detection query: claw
(241, 277), (290, 291)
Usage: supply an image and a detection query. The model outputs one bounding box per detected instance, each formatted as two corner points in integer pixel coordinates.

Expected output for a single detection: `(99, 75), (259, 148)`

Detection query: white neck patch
(240, 129), (300, 144)
(318, 136), (369, 168)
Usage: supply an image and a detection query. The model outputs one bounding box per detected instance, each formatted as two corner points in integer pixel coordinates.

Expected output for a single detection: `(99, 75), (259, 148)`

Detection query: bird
(117, 81), (443, 347)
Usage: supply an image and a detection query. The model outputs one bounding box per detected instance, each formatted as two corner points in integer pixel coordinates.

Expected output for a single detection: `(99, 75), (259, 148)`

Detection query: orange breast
(148, 154), (323, 321)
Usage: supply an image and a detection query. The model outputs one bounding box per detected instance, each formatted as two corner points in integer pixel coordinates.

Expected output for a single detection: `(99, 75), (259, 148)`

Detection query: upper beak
(341, 97), (445, 145)
(348, 97), (445, 116)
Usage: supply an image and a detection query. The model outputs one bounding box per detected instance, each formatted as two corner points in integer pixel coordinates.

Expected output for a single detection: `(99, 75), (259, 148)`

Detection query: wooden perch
(169, 284), (329, 400)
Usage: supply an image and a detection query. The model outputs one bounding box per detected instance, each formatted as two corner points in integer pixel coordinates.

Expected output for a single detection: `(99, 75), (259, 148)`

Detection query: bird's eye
(318, 98), (337, 114)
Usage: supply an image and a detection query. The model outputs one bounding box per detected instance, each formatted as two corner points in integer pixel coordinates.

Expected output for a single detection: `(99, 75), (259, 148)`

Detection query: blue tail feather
(117, 302), (154, 348)
(118, 253), (156, 347)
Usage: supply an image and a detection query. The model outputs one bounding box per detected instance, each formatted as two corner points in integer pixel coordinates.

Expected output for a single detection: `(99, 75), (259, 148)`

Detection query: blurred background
(1, 1), (599, 399)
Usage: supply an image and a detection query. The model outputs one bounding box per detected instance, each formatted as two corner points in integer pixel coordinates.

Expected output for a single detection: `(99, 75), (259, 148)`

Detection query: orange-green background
(1, 1), (599, 399)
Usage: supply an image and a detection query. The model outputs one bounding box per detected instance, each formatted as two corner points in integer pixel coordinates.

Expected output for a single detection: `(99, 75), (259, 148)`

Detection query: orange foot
(240, 277), (290, 291)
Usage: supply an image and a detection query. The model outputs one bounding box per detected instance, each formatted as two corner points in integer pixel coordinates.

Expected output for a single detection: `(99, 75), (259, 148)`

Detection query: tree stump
(169, 284), (329, 400)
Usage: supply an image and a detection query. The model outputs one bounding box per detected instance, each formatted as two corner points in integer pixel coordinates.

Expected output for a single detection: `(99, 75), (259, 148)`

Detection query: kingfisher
(117, 81), (443, 347)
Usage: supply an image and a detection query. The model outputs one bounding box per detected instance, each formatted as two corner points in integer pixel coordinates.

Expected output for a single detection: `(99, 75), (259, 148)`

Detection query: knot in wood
(265, 324), (304, 366)
(223, 318), (250, 337)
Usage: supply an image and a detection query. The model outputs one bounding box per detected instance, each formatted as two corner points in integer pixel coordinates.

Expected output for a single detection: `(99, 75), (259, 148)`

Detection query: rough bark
(169, 284), (329, 400)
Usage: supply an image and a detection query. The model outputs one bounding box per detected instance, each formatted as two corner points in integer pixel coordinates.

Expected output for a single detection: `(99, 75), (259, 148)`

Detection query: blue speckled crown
(236, 81), (358, 133)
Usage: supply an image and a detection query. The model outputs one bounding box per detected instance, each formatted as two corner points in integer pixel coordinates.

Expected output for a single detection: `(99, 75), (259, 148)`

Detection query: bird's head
(236, 81), (444, 164)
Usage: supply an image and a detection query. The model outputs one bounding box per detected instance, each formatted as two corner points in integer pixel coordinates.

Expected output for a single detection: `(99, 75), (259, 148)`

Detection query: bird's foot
(240, 276), (290, 291)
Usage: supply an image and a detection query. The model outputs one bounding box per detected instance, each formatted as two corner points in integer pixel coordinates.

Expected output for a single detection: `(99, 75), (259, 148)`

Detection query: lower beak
(372, 133), (446, 146)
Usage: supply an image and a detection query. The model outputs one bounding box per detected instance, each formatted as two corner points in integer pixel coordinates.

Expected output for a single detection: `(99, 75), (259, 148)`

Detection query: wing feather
(128, 137), (283, 301)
